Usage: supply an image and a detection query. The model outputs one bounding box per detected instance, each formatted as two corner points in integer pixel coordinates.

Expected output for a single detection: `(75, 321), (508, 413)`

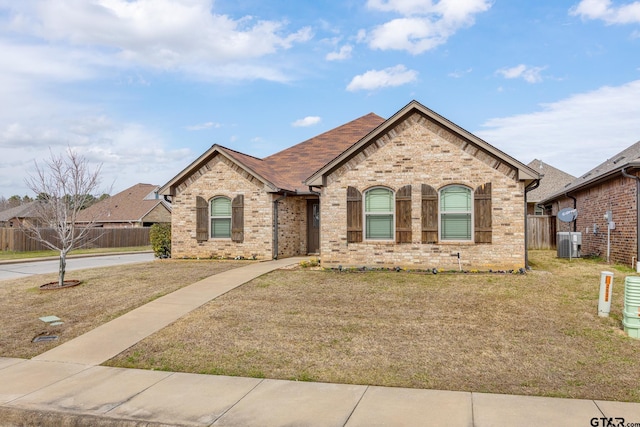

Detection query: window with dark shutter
(474, 183), (492, 244)
(231, 194), (244, 243)
(195, 196), (208, 242)
(421, 184), (438, 243)
(395, 185), (412, 243)
(346, 186), (362, 243)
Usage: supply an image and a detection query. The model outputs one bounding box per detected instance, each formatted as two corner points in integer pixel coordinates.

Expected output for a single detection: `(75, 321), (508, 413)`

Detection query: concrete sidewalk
(2, 256), (640, 426)
(2, 357), (640, 426)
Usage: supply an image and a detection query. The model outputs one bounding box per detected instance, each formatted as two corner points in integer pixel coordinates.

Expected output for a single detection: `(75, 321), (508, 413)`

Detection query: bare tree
(24, 147), (105, 287)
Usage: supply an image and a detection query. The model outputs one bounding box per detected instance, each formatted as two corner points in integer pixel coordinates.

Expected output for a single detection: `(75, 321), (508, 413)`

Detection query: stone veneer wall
(171, 155), (274, 259)
(320, 112), (527, 270)
(274, 196), (309, 258)
(551, 175), (637, 265)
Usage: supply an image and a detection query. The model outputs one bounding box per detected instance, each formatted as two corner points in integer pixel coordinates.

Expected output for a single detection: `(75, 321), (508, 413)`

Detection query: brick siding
(320, 112), (527, 270)
(551, 174), (637, 265)
(171, 155), (274, 259)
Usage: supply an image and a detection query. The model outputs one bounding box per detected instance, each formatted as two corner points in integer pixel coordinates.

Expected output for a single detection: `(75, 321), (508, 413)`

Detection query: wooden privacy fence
(0, 227), (150, 252)
(527, 215), (556, 250)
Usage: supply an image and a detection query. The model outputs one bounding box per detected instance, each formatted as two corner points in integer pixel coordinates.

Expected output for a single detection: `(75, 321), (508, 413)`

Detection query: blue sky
(1, 0), (639, 197)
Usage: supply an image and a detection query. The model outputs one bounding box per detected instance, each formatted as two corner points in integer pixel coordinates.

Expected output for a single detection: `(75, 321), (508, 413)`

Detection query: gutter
(524, 179), (541, 269)
(621, 167), (640, 266)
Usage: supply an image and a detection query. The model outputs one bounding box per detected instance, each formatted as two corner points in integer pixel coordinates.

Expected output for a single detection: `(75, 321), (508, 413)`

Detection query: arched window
(365, 187), (394, 240)
(210, 196), (231, 238)
(439, 185), (472, 241)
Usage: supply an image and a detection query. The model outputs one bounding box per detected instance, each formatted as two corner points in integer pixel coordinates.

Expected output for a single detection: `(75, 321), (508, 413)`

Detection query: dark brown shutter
(474, 183), (492, 244)
(347, 186), (362, 243)
(195, 196), (208, 242)
(395, 185), (412, 243)
(231, 194), (244, 243)
(421, 184), (438, 244)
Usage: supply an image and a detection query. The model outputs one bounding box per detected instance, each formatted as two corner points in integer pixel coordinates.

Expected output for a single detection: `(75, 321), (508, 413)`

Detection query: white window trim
(363, 186), (395, 241)
(438, 185), (473, 242)
(210, 196), (232, 239)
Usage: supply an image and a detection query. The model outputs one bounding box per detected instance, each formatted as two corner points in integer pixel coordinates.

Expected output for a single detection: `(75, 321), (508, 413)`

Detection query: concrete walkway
(2, 257), (640, 426)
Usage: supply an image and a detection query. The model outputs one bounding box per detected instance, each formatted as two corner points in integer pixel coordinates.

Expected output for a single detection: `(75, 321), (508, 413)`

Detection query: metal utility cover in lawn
(39, 316), (61, 323)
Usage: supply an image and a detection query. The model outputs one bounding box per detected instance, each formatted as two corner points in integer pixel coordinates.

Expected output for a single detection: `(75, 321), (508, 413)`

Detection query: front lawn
(106, 251), (640, 402)
(0, 259), (247, 359)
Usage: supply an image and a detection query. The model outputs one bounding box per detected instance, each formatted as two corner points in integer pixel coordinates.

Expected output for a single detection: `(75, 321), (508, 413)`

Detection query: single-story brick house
(0, 201), (43, 228)
(541, 141), (640, 266)
(160, 100), (539, 270)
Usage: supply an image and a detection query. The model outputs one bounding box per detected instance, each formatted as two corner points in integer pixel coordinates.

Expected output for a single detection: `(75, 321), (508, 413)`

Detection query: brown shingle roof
(160, 100), (537, 196)
(76, 183), (170, 223)
(263, 113), (385, 191)
(163, 112), (385, 194)
(526, 159), (576, 202)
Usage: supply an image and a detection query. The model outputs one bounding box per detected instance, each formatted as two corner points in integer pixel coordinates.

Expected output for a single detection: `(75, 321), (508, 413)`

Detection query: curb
(0, 251), (155, 266)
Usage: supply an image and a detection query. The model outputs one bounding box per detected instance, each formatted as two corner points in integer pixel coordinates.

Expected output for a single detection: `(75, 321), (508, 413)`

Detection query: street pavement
(0, 252), (154, 281)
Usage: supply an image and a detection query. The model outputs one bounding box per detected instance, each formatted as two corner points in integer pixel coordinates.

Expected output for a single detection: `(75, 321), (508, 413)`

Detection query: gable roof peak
(305, 100), (538, 186)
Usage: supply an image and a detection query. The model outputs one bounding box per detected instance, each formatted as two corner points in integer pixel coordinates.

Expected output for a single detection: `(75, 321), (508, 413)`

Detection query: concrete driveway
(0, 252), (155, 282)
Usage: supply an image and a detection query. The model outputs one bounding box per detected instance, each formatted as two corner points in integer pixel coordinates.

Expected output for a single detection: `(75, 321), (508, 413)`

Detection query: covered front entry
(307, 199), (320, 254)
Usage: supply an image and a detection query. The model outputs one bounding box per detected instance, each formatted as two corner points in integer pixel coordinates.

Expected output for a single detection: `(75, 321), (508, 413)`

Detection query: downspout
(524, 178), (541, 270)
(564, 192), (577, 232)
(308, 186), (321, 196)
(621, 168), (640, 268)
(272, 193), (287, 259)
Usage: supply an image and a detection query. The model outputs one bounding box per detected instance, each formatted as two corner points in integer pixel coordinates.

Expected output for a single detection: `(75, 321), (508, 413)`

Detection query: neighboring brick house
(541, 141), (640, 265)
(526, 159), (576, 215)
(0, 201), (43, 228)
(160, 100), (539, 270)
(76, 183), (171, 228)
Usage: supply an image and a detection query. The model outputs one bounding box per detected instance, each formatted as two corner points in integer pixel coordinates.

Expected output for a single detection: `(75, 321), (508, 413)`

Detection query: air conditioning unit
(557, 232), (581, 258)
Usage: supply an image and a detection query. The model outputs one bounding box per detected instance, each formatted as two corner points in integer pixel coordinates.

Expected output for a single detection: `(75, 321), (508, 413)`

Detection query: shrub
(150, 223), (171, 258)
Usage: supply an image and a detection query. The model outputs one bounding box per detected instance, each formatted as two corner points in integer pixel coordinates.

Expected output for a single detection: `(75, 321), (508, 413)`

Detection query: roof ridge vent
(613, 155), (625, 164)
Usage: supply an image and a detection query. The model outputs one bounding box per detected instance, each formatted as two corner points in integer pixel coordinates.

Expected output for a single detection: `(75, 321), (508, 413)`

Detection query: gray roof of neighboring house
(541, 141), (640, 203)
(0, 201), (41, 222)
(526, 159), (576, 203)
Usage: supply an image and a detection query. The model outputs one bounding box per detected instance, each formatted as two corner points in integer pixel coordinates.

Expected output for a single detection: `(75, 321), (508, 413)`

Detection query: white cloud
(0, 117), (194, 196)
(326, 45), (353, 61)
(292, 116), (322, 127)
(496, 64), (547, 83)
(347, 65), (418, 91)
(476, 80), (640, 176)
(365, 0), (492, 54)
(570, 0), (640, 24)
(186, 122), (221, 131)
(3, 0), (312, 81)
(448, 67), (473, 78)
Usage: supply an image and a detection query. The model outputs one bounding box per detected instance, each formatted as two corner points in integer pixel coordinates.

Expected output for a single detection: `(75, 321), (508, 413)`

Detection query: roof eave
(159, 145), (279, 196)
(540, 162), (640, 204)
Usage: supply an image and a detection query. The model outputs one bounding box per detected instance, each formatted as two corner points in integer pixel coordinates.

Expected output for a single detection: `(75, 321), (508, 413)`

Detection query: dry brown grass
(106, 251), (640, 402)
(0, 259), (247, 359)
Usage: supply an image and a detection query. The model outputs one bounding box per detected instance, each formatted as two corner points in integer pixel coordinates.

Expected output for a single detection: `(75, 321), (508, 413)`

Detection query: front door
(307, 199), (320, 254)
